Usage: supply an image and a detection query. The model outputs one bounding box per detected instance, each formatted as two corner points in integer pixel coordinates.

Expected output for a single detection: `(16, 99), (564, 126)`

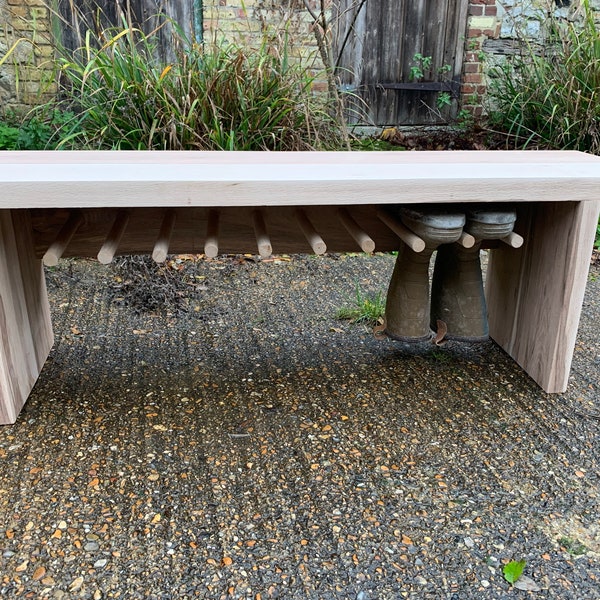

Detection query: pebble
(0, 255), (597, 598)
(84, 541), (100, 552)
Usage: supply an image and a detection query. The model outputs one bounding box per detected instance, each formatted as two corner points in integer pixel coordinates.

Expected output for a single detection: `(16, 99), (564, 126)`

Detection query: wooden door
(333, 0), (469, 125)
(55, 0), (201, 60)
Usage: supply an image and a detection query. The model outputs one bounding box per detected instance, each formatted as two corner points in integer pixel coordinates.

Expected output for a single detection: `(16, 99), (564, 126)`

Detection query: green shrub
(49, 21), (341, 151)
(0, 110), (75, 150)
(487, 0), (600, 154)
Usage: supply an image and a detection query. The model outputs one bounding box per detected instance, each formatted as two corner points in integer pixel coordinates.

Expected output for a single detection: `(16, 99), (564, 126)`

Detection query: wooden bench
(1, 150), (599, 424)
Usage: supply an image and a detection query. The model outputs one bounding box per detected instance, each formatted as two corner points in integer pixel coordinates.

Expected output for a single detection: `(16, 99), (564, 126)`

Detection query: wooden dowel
(457, 231), (476, 249)
(204, 209), (220, 258)
(97, 210), (130, 264)
(252, 210), (272, 258)
(43, 211), (84, 267)
(152, 209), (176, 263)
(376, 209), (426, 253)
(338, 208), (375, 253)
(295, 209), (326, 255)
(500, 231), (524, 249)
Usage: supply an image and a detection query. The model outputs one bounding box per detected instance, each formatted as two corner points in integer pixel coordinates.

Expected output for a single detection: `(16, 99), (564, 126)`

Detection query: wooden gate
(55, 0), (201, 59)
(333, 0), (469, 126)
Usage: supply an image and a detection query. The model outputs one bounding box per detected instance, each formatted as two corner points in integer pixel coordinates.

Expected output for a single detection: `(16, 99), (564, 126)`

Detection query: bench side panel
(486, 199), (600, 393)
(0, 210), (54, 424)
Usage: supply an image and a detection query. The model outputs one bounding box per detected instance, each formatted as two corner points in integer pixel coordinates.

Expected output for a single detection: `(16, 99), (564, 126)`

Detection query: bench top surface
(1, 150), (599, 208)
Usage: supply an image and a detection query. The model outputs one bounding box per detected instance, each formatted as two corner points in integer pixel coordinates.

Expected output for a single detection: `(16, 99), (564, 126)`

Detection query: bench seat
(1, 150), (599, 423)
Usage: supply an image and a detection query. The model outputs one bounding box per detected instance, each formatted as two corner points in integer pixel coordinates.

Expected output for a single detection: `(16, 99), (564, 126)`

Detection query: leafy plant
(487, 0), (600, 154)
(436, 92), (452, 109)
(559, 536), (588, 556)
(503, 559), (526, 585)
(0, 109), (75, 149)
(408, 53), (456, 119)
(44, 14), (342, 150)
(336, 283), (385, 325)
(0, 123), (20, 149)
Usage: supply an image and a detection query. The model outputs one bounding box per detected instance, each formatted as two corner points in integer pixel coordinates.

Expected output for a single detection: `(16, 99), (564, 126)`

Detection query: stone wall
(2, 1), (599, 120)
(479, 1), (600, 113)
(0, 0), (56, 112)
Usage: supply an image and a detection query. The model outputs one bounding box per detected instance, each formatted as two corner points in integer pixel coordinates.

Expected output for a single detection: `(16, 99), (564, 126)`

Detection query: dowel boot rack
(1, 149), (599, 425)
(36, 205), (406, 266)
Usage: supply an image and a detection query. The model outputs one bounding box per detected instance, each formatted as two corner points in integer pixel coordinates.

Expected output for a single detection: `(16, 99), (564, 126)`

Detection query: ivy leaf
(503, 560), (526, 585)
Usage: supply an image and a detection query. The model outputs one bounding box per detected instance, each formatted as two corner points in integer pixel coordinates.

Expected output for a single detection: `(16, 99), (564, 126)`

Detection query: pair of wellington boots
(385, 206), (517, 343)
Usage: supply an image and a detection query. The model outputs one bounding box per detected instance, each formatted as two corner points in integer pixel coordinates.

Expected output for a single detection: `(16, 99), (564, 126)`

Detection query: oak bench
(1, 150), (599, 424)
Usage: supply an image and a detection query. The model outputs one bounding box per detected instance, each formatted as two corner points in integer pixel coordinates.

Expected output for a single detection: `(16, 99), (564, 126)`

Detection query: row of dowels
(42, 208), (377, 267)
(40, 207), (524, 267)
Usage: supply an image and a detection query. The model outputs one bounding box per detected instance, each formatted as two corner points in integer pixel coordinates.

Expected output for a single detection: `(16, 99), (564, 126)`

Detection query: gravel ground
(0, 252), (599, 599)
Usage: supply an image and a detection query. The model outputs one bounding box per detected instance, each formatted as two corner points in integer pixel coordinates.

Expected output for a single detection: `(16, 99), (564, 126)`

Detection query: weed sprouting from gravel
(336, 283), (385, 325)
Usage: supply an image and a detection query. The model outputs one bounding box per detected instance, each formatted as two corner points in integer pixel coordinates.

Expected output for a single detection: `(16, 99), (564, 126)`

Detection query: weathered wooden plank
(333, 0), (469, 124)
(56, 0), (197, 58)
(486, 200), (600, 393)
(0, 211), (53, 425)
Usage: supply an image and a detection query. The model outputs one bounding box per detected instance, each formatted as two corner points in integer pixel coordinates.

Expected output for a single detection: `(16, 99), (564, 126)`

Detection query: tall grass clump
(51, 21), (342, 150)
(488, 0), (600, 154)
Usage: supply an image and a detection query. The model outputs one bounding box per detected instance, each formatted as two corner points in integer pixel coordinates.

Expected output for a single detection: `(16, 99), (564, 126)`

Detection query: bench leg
(486, 200), (600, 393)
(0, 210), (54, 424)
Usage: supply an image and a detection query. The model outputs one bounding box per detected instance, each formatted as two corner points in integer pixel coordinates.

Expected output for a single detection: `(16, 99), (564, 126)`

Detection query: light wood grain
(1, 151), (599, 208)
(486, 200), (600, 393)
(338, 208), (375, 253)
(252, 210), (272, 258)
(204, 209), (220, 258)
(0, 149), (599, 426)
(43, 211), (83, 267)
(0, 210), (53, 424)
(500, 231), (524, 249)
(377, 209), (426, 253)
(98, 210), (130, 264)
(295, 209), (327, 255)
(152, 209), (176, 263)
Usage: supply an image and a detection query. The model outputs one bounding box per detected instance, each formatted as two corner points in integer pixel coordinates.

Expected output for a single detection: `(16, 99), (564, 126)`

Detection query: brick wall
(202, 0), (327, 90)
(0, 0), (56, 111)
(461, 1), (501, 118)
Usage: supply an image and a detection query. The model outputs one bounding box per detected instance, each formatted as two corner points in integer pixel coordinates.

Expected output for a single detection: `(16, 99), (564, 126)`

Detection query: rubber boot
(430, 207), (517, 341)
(385, 208), (465, 342)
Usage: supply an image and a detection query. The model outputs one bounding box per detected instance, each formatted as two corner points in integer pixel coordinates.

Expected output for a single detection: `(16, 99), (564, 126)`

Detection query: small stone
(93, 558), (108, 569)
(464, 537), (475, 548)
(84, 541), (100, 552)
(481, 580), (490, 588)
(15, 559), (29, 572)
(415, 576), (428, 585)
(70, 576), (84, 591)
